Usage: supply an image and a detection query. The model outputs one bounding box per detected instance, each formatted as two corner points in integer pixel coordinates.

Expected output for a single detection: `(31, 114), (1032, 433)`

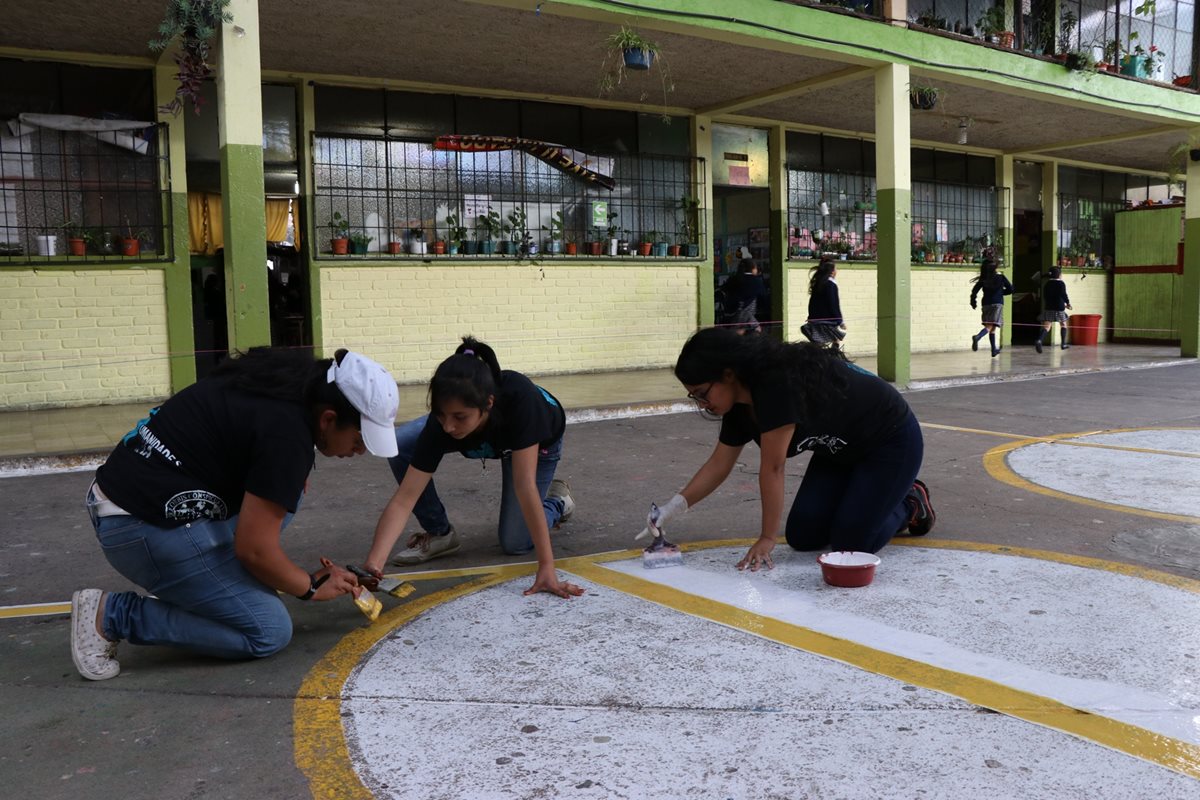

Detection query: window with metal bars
(311, 134), (705, 259)
(911, 181), (1010, 264)
(0, 125), (171, 265)
(785, 171), (879, 260)
(1057, 193), (1122, 266)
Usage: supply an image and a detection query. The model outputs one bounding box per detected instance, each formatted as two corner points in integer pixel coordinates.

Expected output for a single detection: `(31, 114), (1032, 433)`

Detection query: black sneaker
(971, 335), (979, 352)
(1035, 338), (1043, 354)
(906, 479), (936, 536)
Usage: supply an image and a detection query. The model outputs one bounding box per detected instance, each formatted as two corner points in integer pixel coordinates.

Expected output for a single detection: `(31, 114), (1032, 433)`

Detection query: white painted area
(342, 548), (1200, 797)
(1008, 430), (1200, 516)
(604, 547), (1200, 744)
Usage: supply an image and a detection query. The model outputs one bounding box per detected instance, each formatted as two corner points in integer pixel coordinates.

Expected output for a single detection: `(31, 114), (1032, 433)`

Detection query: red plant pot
(668, 244), (682, 256)
(588, 241), (603, 256)
(387, 241), (403, 254)
(433, 241), (446, 255)
(637, 242), (652, 256)
(331, 238), (350, 255)
(565, 242), (578, 255)
(68, 238), (87, 256)
(120, 238), (141, 257)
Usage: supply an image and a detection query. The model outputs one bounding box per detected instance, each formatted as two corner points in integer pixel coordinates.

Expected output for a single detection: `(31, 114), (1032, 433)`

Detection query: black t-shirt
(410, 371), (566, 472)
(96, 378), (316, 527)
(718, 360), (911, 464)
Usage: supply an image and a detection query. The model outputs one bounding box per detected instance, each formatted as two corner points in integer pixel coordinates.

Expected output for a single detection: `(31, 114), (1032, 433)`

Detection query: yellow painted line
(925, 422), (1200, 459)
(983, 430), (1200, 525)
(0, 602), (69, 619)
(565, 558), (1200, 781)
(293, 572), (518, 800)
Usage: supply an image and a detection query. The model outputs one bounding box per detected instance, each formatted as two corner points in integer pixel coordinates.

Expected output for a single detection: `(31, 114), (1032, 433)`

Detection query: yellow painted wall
(786, 264), (1112, 355)
(320, 263), (699, 384)
(0, 270), (171, 409)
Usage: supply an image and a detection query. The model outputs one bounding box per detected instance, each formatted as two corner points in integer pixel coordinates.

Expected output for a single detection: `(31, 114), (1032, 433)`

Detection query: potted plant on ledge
(349, 231), (374, 255)
(446, 213), (468, 255)
(542, 210), (565, 255)
(328, 211), (350, 254)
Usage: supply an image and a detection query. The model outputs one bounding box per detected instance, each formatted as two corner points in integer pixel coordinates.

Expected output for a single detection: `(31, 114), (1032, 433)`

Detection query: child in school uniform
(1036, 266), (1073, 353)
(969, 258), (1013, 357)
(801, 259), (846, 347)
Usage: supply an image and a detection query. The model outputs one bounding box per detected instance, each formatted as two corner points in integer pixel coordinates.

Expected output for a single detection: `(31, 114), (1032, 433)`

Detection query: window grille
(312, 134), (705, 259)
(1057, 192), (1123, 266)
(0, 124), (172, 265)
(911, 180), (1009, 264)
(786, 171), (879, 260)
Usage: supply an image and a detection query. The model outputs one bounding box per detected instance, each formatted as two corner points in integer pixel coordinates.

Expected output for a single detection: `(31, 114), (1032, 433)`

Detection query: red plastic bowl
(817, 551), (881, 587)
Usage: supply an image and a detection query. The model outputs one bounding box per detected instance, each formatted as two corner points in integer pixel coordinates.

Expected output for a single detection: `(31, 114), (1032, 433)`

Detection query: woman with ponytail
(363, 336), (583, 599)
(71, 348), (400, 681)
(645, 328), (934, 573)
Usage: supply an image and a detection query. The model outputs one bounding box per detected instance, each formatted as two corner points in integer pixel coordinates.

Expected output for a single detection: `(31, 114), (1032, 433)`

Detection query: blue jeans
(785, 412), (924, 554)
(87, 487), (294, 660)
(388, 416), (566, 555)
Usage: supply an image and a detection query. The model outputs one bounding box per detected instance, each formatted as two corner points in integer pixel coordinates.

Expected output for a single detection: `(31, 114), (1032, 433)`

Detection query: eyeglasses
(686, 382), (714, 404)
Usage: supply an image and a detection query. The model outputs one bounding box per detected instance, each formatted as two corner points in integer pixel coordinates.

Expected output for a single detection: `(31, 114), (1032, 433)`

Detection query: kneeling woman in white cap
(71, 348), (400, 681)
(362, 336), (583, 600)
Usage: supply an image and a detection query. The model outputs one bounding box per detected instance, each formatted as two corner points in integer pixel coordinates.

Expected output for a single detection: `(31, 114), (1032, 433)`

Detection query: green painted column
(1042, 161), (1060, 346)
(1182, 136), (1200, 356)
(874, 63), (912, 384)
(298, 80), (324, 357)
(692, 114), (715, 327)
(997, 155), (1015, 347)
(769, 124), (789, 339)
(154, 60), (196, 392)
(217, 0), (270, 350)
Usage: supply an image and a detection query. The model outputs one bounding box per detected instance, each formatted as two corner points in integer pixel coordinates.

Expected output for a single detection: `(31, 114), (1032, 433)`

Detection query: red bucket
(817, 551), (881, 587)
(1068, 313), (1102, 346)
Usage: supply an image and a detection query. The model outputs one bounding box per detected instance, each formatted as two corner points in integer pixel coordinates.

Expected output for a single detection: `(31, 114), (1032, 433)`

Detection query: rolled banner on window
(433, 135), (616, 191)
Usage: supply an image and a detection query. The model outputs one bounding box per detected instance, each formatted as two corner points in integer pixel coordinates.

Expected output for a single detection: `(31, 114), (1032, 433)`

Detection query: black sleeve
(717, 406), (755, 447)
(409, 416), (449, 473)
(1001, 275), (1013, 295)
(970, 282), (982, 304)
(829, 282), (842, 320)
(1063, 285), (1071, 306)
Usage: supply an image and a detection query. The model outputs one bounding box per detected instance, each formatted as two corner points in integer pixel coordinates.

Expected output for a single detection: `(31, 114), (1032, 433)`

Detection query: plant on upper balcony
(1057, 6), (1078, 54)
(976, 5), (1012, 46)
(150, 0), (234, 116)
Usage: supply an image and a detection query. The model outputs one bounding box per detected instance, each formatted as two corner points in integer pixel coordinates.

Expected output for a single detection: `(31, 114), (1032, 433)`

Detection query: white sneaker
(548, 478), (575, 523)
(391, 527), (461, 565)
(71, 589), (119, 681)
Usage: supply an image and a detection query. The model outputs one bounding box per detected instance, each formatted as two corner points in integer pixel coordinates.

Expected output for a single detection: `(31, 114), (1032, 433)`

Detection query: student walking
(644, 328), (935, 573)
(969, 259), (1013, 357)
(1036, 266), (1073, 353)
(362, 337), (583, 599)
(72, 348), (400, 681)
(800, 259), (846, 347)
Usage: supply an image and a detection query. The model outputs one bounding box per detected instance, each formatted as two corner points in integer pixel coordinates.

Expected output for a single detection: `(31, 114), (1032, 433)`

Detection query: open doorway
(1011, 209), (1044, 343)
(713, 185), (771, 326)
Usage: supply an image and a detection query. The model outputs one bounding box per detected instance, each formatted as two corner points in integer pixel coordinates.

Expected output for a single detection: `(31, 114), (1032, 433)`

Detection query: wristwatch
(297, 572), (330, 601)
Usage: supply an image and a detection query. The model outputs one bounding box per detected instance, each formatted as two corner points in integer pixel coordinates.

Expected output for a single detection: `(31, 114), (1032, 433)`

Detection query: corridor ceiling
(3, 0), (1196, 174)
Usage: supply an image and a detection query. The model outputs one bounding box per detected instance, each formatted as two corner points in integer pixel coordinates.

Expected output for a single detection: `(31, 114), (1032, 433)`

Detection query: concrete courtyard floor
(2, 358), (1200, 798)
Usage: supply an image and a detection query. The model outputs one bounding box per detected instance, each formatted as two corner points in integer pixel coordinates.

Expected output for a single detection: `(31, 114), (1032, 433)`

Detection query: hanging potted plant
(598, 27), (674, 112)
(328, 211), (350, 254)
(909, 82), (941, 111)
(149, 0), (234, 116)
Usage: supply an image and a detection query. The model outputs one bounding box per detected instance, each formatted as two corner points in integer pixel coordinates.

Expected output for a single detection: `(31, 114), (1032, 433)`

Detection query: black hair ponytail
(429, 336), (502, 413)
(809, 259), (836, 295)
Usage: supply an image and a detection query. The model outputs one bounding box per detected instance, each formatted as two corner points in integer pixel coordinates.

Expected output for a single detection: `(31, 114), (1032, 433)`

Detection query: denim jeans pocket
(100, 534), (162, 592)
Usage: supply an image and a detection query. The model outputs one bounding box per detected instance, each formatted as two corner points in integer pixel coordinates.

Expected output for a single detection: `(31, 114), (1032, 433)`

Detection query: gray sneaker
(391, 527), (461, 565)
(71, 589), (119, 681)
(548, 478), (575, 523)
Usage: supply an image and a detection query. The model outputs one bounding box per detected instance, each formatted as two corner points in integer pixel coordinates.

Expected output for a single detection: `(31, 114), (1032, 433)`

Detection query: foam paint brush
(634, 502), (684, 569)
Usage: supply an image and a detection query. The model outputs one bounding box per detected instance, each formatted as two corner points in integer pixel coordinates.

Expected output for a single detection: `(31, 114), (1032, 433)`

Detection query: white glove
(635, 493), (688, 540)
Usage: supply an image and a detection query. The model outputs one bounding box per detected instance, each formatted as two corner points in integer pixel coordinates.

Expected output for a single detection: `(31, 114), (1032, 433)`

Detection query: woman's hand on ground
(523, 564), (585, 599)
(736, 537), (776, 572)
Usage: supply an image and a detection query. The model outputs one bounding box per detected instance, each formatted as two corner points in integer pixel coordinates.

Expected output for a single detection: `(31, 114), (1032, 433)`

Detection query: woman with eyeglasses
(361, 336), (583, 600)
(648, 327), (934, 572)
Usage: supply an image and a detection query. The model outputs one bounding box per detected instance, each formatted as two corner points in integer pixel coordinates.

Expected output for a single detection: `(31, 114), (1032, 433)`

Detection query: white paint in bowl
(818, 551), (881, 568)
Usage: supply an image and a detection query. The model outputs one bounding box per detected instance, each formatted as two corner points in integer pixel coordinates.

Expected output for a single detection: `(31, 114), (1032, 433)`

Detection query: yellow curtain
(265, 198), (299, 250)
(188, 193), (297, 253)
(187, 192), (208, 254)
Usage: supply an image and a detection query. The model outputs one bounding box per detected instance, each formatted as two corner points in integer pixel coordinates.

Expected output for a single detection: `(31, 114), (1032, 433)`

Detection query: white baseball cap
(326, 352), (399, 457)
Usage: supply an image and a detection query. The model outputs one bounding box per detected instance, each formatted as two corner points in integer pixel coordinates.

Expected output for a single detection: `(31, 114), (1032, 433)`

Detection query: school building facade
(1, 0), (1199, 411)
